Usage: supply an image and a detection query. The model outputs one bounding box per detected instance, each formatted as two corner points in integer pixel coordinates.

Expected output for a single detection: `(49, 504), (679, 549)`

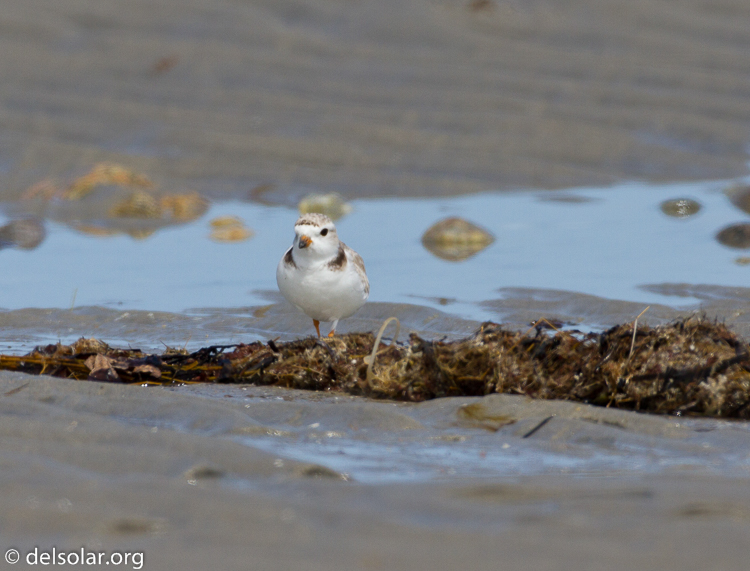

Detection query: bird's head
(292, 213), (339, 263)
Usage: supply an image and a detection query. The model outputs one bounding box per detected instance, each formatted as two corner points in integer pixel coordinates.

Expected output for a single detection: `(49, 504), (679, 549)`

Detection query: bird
(276, 213), (369, 337)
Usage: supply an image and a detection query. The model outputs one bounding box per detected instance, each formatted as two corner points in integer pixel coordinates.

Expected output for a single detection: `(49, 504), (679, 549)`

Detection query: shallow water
(203, 386), (750, 485)
(240, 427), (719, 485)
(1, 177), (749, 330)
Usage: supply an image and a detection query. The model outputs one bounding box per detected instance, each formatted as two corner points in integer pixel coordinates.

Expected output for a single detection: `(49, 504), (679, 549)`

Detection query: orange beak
(298, 235), (312, 249)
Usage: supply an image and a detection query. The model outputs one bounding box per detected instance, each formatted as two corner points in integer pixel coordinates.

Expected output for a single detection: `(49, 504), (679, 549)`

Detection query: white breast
(276, 249), (368, 322)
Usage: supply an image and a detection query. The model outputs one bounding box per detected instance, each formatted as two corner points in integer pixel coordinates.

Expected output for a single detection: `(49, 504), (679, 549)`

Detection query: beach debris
(108, 190), (208, 222)
(422, 217), (494, 261)
(0, 219), (45, 250)
(456, 402), (516, 431)
(2, 316), (750, 419)
(109, 190), (161, 218)
(71, 225), (121, 237)
(724, 183), (750, 215)
(62, 163), (154, 201)
(467, 0), (494, 11)
(19, 179), (58, 201)
(247, 183), (277, 204)
(716, 223), (750, 249)
(125, 229), (156, 240)
(660, 198), (701, 218)
(160, 192), (208, 221)
(183, 464), (226, 482)
(19, 163), (152, 202)
(150, 54), (179, 76)
(19, 163), (208, 237)
(298, 192), (352, 221)
(540, 194), (593, 204)
(209, 216), (254, 242)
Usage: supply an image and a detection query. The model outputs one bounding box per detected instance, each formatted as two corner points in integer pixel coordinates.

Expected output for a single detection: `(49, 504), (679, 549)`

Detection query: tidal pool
(4, 179), (750, 306)
(0, 177), (749, 349)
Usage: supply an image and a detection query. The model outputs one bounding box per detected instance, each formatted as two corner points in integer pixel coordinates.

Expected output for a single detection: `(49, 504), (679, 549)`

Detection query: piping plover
(276, 213), (369, 337)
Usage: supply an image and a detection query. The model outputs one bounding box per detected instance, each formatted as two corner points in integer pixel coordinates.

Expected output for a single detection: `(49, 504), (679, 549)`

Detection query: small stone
(660, 198), (701, 218)
(716, 223), (750, 249)
(421, 217), (494, 261)
(725, 184), (750, 215)
(0, 219), (45, 250)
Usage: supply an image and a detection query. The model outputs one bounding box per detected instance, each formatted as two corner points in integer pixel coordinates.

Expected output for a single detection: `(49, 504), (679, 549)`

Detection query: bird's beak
(298, 235), (312, 249)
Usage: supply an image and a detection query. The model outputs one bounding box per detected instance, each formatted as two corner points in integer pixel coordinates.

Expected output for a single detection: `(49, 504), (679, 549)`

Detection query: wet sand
(3, 0), (750, 569)
(4, 374), (750, 570)
(3, 285), (750, 355)
(1, 0), (749, 200)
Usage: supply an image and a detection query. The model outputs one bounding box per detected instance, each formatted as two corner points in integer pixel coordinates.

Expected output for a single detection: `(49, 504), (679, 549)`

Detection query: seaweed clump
(2, 316), (750, 418)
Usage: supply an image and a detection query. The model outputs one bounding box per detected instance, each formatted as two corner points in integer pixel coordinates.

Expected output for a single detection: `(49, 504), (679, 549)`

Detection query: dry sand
(2, 0), (750, 569)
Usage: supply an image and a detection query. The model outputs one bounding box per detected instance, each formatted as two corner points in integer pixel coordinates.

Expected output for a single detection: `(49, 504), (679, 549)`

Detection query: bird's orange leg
(313, 319), (322, 338)
(328, 319), (339, 338)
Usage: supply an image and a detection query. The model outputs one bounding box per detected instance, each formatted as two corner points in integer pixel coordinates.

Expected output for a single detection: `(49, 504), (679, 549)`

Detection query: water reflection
(15, 163), (208, 240)
(0, 175), (748, 319)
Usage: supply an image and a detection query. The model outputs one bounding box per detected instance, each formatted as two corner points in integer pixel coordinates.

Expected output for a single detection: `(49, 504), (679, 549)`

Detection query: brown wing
(342, 242), (369, 296)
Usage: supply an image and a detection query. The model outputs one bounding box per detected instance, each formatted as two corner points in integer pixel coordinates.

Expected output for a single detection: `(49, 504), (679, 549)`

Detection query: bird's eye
(320, 228), (328, 236)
